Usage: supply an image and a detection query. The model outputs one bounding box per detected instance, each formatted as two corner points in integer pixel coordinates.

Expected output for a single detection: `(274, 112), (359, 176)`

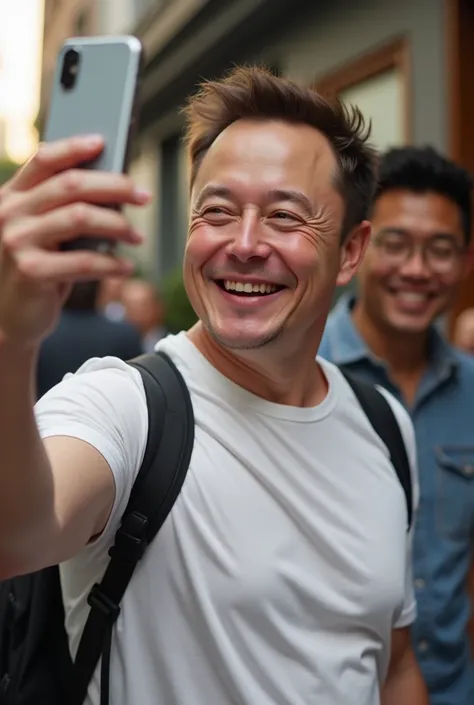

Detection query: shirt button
(418, 641), (429, 653)
(415, 578), (425, 589)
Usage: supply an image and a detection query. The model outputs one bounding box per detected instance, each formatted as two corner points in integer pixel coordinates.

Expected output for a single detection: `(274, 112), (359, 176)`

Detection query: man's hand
(0, 135), (149, 349)
(382, 628), (428, 705)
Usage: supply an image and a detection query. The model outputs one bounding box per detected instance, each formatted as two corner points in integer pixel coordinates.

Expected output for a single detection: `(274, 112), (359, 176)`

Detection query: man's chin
(378, 295), (439, 333)
(384, 310), (435, 336)
(206, 322), (283, 352)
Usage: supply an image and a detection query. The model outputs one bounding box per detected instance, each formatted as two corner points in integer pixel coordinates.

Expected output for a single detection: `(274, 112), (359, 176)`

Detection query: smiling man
(320, 146), (474, 705)
(0, 68), (426, 704)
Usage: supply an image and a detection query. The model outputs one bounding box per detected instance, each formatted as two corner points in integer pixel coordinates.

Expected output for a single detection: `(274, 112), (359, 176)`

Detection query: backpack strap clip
(87, 585), (121, 623)
(108, 511), (149, 564)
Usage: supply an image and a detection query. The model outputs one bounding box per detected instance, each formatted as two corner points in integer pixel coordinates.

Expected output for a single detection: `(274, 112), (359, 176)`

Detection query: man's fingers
(4, 168), (150, 219)
(15, 248), (134, 282)
(6, 136), (105, 192)
(4, 204), (143, 249)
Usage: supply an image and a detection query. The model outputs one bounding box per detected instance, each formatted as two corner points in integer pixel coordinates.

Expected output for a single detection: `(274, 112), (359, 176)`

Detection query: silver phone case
(43, 35), (142, 175)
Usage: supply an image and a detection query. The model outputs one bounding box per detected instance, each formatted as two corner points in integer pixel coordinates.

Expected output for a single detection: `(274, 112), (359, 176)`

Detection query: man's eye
(203, 207), (226, 216)
(383, 238), (406, 251)
(431, 245), (454, 259)
(271, 211), (296, 221)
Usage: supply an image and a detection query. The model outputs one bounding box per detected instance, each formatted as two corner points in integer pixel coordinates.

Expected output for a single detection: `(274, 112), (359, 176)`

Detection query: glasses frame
(372, 230), (467, 275)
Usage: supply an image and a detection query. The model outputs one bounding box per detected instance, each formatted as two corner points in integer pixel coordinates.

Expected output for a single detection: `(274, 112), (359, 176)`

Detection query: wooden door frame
(313, 37), (411, 142)
(446, 0), (474, 337)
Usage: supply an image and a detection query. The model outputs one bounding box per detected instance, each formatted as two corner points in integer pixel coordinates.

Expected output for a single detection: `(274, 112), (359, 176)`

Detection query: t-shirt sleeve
(378, 386), (419, 629)
(34, 357), (149, 545)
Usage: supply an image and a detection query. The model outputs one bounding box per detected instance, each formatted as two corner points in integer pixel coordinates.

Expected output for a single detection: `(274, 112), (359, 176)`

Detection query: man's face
(184, 119), (369, 352)
(122, 282), (163, 335)
(357, 189), (469, 335)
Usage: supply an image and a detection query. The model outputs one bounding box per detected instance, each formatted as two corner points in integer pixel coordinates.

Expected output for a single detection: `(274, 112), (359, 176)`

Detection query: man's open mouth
(215, 279), (285, 297)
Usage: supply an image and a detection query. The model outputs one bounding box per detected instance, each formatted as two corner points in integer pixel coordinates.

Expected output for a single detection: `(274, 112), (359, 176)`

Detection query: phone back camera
(60, 49), (80, 90)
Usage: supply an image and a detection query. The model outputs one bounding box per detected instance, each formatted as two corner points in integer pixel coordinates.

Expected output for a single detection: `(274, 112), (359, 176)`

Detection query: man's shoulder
(35, 355), (150, 496)
(327, 364), (419, 508)
(35, 331), (191, 415)
(35, 355), (146, 420)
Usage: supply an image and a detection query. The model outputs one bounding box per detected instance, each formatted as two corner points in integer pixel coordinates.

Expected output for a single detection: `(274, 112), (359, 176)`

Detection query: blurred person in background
(36, 280), (143, 398)
(97, 275), (127, 322)
(122, 278), (167, 352)
(453, 308), (474, 354)
(319, 146), (474, 705)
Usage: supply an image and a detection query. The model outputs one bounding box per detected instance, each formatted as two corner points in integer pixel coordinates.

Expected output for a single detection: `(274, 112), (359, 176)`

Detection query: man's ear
(336, 221), (372, 287)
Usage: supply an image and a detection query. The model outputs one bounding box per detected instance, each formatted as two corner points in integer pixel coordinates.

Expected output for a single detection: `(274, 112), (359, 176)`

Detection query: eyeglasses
(372, 230), (466, 274)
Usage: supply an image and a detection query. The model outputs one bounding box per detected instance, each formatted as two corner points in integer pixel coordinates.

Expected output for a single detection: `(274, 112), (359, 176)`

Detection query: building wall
(96, 0), (156, 35)
(256, 0), (447, 151)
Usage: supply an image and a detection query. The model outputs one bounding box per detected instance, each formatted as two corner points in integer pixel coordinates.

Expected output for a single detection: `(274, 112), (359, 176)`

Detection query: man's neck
(351, 301), (429, 404)
(187, 322), (328, 408)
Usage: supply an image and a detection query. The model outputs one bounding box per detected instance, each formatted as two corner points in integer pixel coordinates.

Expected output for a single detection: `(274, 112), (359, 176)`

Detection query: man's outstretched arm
(382, 628), (428, 705)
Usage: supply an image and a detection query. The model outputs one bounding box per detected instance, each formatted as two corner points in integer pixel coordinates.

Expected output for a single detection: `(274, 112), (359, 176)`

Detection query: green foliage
(160, 267), (198, 334)
(0, 159), (19, 186)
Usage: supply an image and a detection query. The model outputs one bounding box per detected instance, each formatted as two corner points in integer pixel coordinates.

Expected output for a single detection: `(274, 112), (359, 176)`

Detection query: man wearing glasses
(319, 145), (474, 705)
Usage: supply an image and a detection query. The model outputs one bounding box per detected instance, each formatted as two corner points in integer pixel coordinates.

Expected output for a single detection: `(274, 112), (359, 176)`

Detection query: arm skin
(381, 628), (428, 705)
(0, 340), (115, 580)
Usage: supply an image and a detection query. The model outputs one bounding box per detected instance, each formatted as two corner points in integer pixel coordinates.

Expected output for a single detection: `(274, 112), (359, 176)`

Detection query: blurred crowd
(36, 276), (167, 398)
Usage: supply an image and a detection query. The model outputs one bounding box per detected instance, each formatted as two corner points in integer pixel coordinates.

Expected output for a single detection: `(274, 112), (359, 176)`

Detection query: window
(339, 70), (405, 152)
(315, 38), (410, 152)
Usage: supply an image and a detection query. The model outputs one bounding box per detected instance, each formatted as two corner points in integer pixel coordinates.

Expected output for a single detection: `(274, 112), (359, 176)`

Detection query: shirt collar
(324, 293), (458, 376)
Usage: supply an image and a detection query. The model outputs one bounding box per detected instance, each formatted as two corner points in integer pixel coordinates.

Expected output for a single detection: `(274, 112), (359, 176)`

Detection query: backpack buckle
(87, 584), (121, 622)
(108, 511), (149, 564)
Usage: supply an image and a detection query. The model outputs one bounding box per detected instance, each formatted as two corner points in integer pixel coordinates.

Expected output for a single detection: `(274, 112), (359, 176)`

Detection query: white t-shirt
(35, 332), (418, 705)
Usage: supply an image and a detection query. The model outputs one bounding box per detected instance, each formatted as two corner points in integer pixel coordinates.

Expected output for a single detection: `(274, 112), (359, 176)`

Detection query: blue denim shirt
(319, 295), (474, 705)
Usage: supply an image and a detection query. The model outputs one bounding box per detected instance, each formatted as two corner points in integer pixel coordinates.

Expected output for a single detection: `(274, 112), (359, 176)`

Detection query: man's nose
(227, 212), (271, 262)
(399, 247), (431, 279)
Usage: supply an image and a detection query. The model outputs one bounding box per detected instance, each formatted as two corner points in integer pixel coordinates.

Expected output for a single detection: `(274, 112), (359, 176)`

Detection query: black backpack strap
(73, 351), (194, 705)
(339, 369), (413, 531)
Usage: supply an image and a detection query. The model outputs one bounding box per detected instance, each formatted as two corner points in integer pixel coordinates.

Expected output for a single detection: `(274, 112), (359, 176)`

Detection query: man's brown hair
(182, 65), (376, 238)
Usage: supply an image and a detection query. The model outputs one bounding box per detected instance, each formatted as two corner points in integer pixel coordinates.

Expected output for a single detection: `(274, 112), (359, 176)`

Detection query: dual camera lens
(60, 49), (80, 90)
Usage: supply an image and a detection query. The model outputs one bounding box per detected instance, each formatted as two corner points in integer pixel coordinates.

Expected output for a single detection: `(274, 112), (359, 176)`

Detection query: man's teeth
(394, 291), (429, 303)
(223, 280), (278, 294)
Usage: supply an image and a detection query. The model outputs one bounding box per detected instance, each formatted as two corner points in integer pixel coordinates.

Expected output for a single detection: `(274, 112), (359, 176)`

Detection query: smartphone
(43, 35), (143, 253)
